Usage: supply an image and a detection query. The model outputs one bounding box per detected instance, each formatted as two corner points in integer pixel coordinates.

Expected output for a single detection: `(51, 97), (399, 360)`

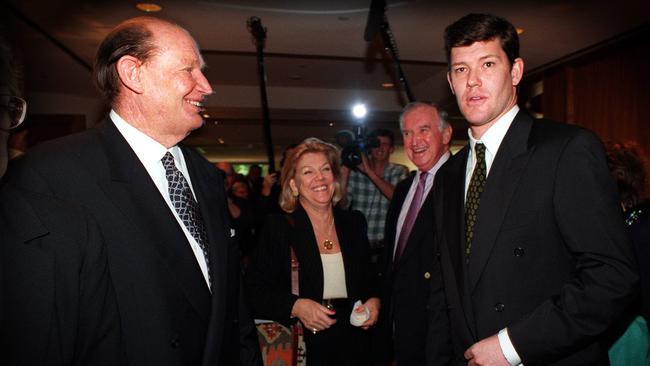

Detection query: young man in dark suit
(1, 33), (123, 365)
(10, 17), (260, 366)
(428, 13), (638, 366)
(375, 102), (452, 365)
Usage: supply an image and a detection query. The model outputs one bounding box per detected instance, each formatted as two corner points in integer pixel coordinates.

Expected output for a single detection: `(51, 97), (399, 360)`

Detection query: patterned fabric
(394, 172), (428, 264)
(161, 152), (210, 281)
(465, 143), (486, 259)
(346, 162), (408, 242)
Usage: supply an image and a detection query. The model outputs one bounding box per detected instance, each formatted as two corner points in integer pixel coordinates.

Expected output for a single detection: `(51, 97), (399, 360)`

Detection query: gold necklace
(322, 218), (335, 250)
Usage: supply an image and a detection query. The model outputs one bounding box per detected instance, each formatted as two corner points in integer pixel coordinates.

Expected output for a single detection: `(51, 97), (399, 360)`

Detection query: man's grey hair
(399, 102), (450, 131)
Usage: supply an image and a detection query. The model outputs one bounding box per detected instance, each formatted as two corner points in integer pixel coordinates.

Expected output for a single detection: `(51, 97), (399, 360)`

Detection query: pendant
(323, 239), (334, 250)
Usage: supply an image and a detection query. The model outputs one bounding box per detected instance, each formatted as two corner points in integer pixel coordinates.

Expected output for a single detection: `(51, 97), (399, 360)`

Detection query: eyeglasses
(0, 95), (28, 132)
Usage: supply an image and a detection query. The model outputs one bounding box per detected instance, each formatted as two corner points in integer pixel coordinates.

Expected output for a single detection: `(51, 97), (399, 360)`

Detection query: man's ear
(116, 55), (144, 94)
(442, 125), (453, 145)
(511, 57), (524, 86)
(447, 71), (455, 95)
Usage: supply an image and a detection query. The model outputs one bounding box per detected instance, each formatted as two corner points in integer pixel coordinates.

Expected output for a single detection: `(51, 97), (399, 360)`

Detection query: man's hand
(464, 334), (510, 366)
(356, 153), (373, 176)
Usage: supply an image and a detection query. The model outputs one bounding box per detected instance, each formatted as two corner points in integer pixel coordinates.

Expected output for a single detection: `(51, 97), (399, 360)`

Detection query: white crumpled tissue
(349, 300), (370, 327)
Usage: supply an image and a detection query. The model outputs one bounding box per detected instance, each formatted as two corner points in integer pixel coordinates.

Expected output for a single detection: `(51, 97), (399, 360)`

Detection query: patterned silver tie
(161, 152), (210, 282)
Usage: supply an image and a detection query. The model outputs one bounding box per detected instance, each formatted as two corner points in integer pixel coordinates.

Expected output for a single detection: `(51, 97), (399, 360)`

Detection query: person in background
(374, 102), (453, 366)
(429, 13), (638, 365)
(1, 30), (123, 366)
(246, 137), (380, 366)
(606, 141), (650, 366)
(9, 16), (260, 366)
(342, 128), (408, 262)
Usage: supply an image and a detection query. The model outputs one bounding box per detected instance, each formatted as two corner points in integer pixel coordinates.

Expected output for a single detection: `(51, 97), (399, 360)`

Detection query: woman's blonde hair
(279, 137), (343, 213)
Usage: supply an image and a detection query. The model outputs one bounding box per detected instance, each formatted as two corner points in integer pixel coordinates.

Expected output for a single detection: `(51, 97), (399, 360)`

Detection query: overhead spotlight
(352, 103), (367, 119)
(136, 3), (162, 12)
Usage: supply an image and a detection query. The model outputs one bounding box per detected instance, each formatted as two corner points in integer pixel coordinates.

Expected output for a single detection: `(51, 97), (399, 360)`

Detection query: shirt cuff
(498, 328), (523, 366)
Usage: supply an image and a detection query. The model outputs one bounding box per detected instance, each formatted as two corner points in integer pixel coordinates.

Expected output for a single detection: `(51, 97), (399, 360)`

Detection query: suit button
(424, 272), (431, 279)
(171, 338), (180, 348)
(514, 247), (525, 257)
(494, 303), (505, 312)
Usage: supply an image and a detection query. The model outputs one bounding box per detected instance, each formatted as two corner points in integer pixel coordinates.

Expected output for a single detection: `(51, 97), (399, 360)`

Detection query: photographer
(341, 128), (408, 254)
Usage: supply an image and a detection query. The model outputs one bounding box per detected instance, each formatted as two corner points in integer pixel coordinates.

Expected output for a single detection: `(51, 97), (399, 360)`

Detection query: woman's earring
(292, 190), (299, 197)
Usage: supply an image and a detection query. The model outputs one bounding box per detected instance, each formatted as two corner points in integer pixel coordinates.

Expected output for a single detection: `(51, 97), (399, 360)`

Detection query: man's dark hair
(444, 13), (519, 69)
(94, 19), (158, 104)
(368, 128), (395, 147)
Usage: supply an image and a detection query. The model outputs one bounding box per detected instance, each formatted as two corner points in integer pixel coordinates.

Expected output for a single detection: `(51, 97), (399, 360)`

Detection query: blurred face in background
(370, 135), (393, 164)
(231, 181), (249, 200)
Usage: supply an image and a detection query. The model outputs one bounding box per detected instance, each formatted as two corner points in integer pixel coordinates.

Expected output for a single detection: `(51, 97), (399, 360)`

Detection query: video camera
(337, 126), (380, 169)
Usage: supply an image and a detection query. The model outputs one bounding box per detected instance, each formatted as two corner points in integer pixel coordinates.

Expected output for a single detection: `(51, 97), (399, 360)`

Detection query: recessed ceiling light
(329, 122), (334, 127)
(136, 3), (162, 12)
(516, 28), (525, 35)
(202, 113), (210, 118)
(382, 82), (394, 88)
(218, 138), (225, 144)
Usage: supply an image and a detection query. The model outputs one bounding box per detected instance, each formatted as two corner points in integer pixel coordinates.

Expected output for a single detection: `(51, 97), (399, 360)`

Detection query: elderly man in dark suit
(374, 102), (452, 365)
(1, 31), (123, 365)
(10, 17), (260, 366)
(428, 13), (638, 366)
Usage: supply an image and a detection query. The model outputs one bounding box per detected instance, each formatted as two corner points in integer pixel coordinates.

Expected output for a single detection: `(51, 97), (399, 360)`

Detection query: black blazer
(430, 111), (638, 366)
(1, 183), (123, 365)
(374, 173), (450, 366)
(245, 206), (376, 324)
(9, 119), (258, 366)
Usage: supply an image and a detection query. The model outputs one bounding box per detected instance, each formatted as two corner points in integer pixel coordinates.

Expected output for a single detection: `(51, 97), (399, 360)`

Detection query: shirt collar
(418, 150), (451, 180)
(110, 109), (180, 166)
(467, 105), (519, 157)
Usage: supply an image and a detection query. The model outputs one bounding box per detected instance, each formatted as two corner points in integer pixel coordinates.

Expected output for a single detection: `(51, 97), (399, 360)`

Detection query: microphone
(363, 0), (385, 42)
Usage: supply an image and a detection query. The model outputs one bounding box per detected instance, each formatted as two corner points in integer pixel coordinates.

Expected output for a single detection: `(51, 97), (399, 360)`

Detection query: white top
(393, 151), (450, 258)
(110, 110), (211, 290)
(320, 252), (348, 299)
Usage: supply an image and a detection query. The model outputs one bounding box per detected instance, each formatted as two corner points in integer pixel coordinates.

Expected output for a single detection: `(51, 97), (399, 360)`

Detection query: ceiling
(3, 0), (648, 164)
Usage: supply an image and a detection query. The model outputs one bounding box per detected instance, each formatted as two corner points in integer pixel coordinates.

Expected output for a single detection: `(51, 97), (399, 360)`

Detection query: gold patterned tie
(465, 143), (486, 260)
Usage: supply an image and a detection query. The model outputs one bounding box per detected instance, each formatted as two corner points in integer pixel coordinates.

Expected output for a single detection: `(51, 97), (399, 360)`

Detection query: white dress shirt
(393, 151), (450, 258)
(464, 105), (522, 366)
(110, 110), (211, 290)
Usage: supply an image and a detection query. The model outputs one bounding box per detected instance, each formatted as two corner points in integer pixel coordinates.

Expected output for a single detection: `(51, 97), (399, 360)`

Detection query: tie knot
(161, 152), (176, 171)
(474, 143), (486, 161)
(418, 171), (428, 184)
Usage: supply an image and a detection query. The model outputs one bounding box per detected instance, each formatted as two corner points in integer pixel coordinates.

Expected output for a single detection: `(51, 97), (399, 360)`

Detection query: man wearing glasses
(1, 35), (124, 365)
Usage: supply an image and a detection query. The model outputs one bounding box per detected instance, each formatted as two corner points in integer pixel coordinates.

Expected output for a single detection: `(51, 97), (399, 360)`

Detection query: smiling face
(447, 38), (523, 139)
(370, 135), (393, 163)
(289, 152), (335, 211)
(402, 105), (451, 172)
(136, 22), (213, 145)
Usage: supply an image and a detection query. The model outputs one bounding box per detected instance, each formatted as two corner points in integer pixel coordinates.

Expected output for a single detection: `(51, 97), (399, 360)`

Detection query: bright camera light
(352, 103), (367, 119)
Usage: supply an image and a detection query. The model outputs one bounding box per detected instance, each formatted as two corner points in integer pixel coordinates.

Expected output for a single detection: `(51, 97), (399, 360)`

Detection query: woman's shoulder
(334, 207), (367, 226)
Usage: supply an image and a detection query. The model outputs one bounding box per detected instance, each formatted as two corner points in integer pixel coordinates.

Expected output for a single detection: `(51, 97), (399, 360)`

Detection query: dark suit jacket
(9, 118), (259, 366)
(245, 206), (376, 324)
(1, 182), (123, 366)
(430, 111), (638, 366)
(374, 173), (450, 366)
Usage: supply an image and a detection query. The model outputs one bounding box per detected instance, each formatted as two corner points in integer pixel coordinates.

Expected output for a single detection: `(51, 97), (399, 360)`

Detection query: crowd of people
(1, 11), (647, 366)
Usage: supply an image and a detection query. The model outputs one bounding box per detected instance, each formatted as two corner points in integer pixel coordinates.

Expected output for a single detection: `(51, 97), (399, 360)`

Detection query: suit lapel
(96, 121), (212, 321)
(0, 184), (54, 357)
(385, 174), (414, 268)
(440, 147), (479, 340)
(467, 112), (534, 292)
